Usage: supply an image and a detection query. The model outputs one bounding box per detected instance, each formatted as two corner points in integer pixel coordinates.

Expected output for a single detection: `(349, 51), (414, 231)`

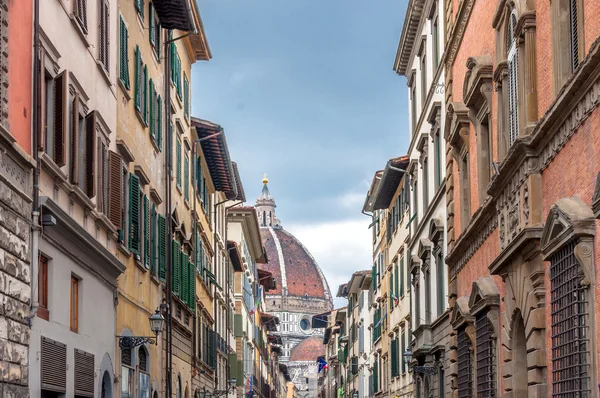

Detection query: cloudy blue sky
(192, 0), (410, 307)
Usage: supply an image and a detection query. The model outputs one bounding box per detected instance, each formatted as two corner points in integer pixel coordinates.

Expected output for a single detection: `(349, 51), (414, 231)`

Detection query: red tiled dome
(289, 337), (325, 362)
(258, 227), (331, 301)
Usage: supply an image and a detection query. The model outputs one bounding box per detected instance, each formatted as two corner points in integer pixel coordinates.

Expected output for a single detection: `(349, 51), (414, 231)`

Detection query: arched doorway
(512, 311), (528, 395)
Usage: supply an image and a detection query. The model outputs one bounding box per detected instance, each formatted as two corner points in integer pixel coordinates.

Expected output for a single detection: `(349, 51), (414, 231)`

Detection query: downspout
(192, 142), (198, 378)
(30, 0), (41, 322)
(213, 196), (228, 390)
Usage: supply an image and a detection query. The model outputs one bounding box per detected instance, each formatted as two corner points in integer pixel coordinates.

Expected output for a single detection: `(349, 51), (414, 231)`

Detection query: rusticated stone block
(7, 320), (29, 345)
(501, 361), (513, 378)
(0, 272), (30, 304)
(527, 368), (545, 385)
(1, 294), (28, 324)
(3, 383), (29, 398)
(527, 383), (547, 398)
(0, 226), (28, 263)
(0, 251), (30, 284)
(527, 348), (546, 368)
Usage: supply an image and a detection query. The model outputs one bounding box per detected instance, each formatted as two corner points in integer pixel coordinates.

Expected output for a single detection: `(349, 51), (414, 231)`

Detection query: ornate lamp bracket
(117, 336), (157, 350)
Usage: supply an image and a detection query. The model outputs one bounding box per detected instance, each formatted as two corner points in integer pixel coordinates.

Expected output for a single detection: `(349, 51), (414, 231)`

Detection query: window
(73, 0), (88, 34)
(421, 52), (427, 108)
(436, 251), (445, 315)
(128, 173), (141, 255)
(432, 15), (440, 70)
(184, 74), (190, 119)
(399, 256), (404, 297)
(72, 109), (97, 198)
(507, 12), (519, 147)
(139, 347), (150, 398)
(134, 46), (148, 123)
(413, 269), (421, 328)
(99, 0), (110, 72)
(459, 153), (471, 228)
(170, 43), (182, 100)
(411, 83), (417, 135)
(119, 17), (130, 90)
(434, 129), (442, 189)
(550, 240), (590, 396)
(422, 157), (429, 210)
(184, 152), (190, 203)
(143, 195), (150, 268)
(135, 0), (145, 20)
(424, 267), (431, 324)
(412, 179), (419, 227)
(70, 276), (79, 332)
(149, 3), (161, 58)
(401, 329), (406, 373)
(457, 326), (473, 398)
(478, 116), (492, 201)
(391, 337), (398, 377)
(176, 138), (182, 190)
(476, 312), (496, 397)
(439, 365), (445, 397)
(38, 255), (49, 321)
(121, 349), (134, 398)
(97, 131), (110, 215)
(42, 69), (67, 167)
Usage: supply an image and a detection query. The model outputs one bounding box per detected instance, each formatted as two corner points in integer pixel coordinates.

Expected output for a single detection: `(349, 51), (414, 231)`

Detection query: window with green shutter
(143, 195), (150, 268)
(182, 253), (189, 305)
(167, 123), (173, 170)
(151, 204), (157, 274)
(184, 75), (189, 119)
(149, 79), (155, 138)
(391, 338), (398, 377)
(189, 252), (196, 311)
(135, 0), (144, 20)
(175, 53), (182, 100)
(134, 46), (141, 111)
(128, 174), (141, 254)
(143, 65), (148, 124)
(184, 153), (189, 203)
(172, 240), (181, 296)
(394, 262), (399, 306)
(119, 17), (130, 90)
(176, 138), (182, 189)
(400, 256), (405, 297)
(389, 269), (393, 311)
(149, 2), (155, 45)
(157, 95), (163, 151)
(158, 215), (166, 280)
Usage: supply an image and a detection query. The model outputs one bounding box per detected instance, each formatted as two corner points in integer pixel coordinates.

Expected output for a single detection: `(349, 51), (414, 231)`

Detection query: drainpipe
(213, 196), (228, 390)
(30, 0), (41, 322)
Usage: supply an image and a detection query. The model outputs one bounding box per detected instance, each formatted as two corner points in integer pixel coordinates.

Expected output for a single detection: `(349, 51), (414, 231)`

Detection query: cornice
(443, 0), (475, 68)
(394, 0), (427, 75)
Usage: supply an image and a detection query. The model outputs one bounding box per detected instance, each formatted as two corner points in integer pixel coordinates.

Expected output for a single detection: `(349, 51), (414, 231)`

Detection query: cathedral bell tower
(255, 174), (280, 228)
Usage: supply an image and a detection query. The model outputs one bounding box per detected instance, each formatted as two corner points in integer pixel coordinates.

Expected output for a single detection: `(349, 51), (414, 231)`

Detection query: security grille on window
(507, 11), (519, 147)
(475, 312), (496, 397)
(457, 326), (472, 398)
(550, 240), (590, 397)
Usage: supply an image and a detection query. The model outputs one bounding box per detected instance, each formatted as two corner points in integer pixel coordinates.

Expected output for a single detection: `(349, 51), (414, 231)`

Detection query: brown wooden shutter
(107, 150), (123, 228)
(85, 111), (96, 198)
(53, 71), (68, 167)
(98, 139), (107, 214)
(100, 0), (110, 71)
(74, 348), (95, 397)
(70, 93), (80, 184)
(37, 49), (46, 151)
(41, 336), (67, 393)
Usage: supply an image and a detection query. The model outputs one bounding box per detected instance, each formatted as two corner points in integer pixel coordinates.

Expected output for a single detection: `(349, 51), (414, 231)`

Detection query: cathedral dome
(289, 337), (325, 362)
(255, 176), (331, 303)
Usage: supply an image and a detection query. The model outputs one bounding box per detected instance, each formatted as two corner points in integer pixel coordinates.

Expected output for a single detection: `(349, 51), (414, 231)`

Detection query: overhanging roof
(347, 270), (372, 294)
(311, 311), (331, 329)
(372, 156), (409, 211)
(258, 269), (276, 292)
(227, 241), (243, 272)
(268, 334), (283, 345)
(393, 0), (427, 75)
(261, 313), (280, 331)
(362, 170), (384, 213)
(192, 117), (239, 200)
(231, 162), (246, 202)
(153, 0), (196, 31)
(336, 283), (348, 298)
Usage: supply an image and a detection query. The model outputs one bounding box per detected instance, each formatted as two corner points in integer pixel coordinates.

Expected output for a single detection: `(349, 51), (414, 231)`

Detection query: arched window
(262, 211), (266, 226)
(138, 347), (150, 398)
(176, 376), (182, 398)
(507, 11), (519, 147)
(101, 371), (111, 398)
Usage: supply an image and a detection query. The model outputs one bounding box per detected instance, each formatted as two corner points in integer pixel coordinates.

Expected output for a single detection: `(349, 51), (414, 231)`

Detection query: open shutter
(149, 3), (156, 46)
(176, 138), (181, 188)
(119, 17), (130, 89)
(107, 150), (122, 228)
(182, 253), (189, 305)
(143, 195), (150, 268)
(143, 65), (148, 124)
(97, 139), (107, 214)
(70, 93), (80, 185)
(38, 49), (46, 151)
(134, 46), (140, 111)
(100, 0), (110, 71)
(53, 71), (67, 167)
(157, 95), (163, 150)
(167, 123), (173, 169)
(128, 174), (141, 255)
(172, 240), (181, 295)
(184, 76), (189, 118)
(158, 215), (166, 280)
(149, 79), (155, 138)
(85, 111), (96, 198)
(151, 204), (157, 274)
(184, 154), (189, 201)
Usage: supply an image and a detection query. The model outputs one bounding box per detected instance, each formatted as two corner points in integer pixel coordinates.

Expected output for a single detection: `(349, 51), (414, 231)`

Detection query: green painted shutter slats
(136, 0), (144, 20)
(157, 95), (163, 151)
(143, 195), (150, 268)
(149, 3), (155, 46)
(172, 240), (181, 296)
(167, 123), (173, 169)
(184, 154), (189, 202)
(134, 46), (140, 111)
(119, 17), (130, 89)
(184, 76), (189, 119)
(182, 253), (189, 305)
(394, 263), (399, 305)
(143, 65), (148, 124)
(400, 257), (404, 297)
(151, 204), (157, 274)
(189, 256), (196, 311)
(149, 79), (155, 138)
(176, 139), (182, 189)
(176, 53), (182, 99)
(158, 215), (166, 280)
(128, 174), (140, 254)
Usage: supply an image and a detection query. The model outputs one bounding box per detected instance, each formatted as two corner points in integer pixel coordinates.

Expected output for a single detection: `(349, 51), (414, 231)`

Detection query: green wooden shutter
(400, 257), (404, 297)
(389, 269), (393, 311)
(136, 0), (144, 20)
(170, 37), (175, 83)
(172, 240), (181, 296)
(176, 139), (181, 189)
(167, 123), (173, 169)
(143, 195), (150, 268)
(157, 95), (162, 150)
(158, 215), (166, 280)
(151, 204), (157, 274)
(128, 174), (140, 254)
(143, 65), (148, 124)
(149, 79), (155, 138)
(134, 46), (140, 111)
(149, 3), (155, 46)
(184, 76), (189, 118)
(182, 253), (189, 305)
(119, 17), (130, 89)
(184, 154), (189, 202)
(190, 252), (196, 311)
(394, 263), (399, 304)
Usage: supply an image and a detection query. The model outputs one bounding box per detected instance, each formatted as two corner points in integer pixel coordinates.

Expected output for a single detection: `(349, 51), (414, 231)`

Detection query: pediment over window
(463, 55), (494, 109)
(429, 218), (444, 244)
(450, 296), (473, 329)
(417, 238), (432, 259)
(468, 277), (500, 315)
(541, 197), (595, 259)
(445, 102), (470, 151)
(171, 208), (181, 230)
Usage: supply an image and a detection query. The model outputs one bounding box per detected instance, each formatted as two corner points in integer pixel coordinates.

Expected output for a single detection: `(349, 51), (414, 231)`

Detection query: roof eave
(372, 157), (409, 210)
(153, 0), (196, 32)
(393, 0), (426, 76)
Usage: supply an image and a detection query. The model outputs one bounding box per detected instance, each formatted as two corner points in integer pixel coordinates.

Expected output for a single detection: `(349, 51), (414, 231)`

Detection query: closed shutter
(167, 123), (173, 169)
(74, 0), (88, 33)
(158, 214), (166, 280)
(70, 93), (80, 185)
(38, 49), (46, 151)
(99, 0), (110, 72)
(97, 139), (107, 214)
(172, 240), (181, 295)
(128, 174), (141, 254)
(570, 0), (579, 71)
(149, 79), (155, 138)
(184, 154), (189, 201)
(182, 253), (189, 305)
(184, 76), (189, 118)
(41, 336), (67, 393)
(85, 111), (96, 198)
(134, 46), (141, 111)
(136, 0), (144, 19)
(399, 257), (404, 297)
(119, 17), (130, 89)
(151, 204), (157, 274)
(74, 349), (95, 397)
(157, 95), (163, 150)
(149, 3), (155, 46)
(176, 139), (181, 188)
(143, 195), (150, 268)
(391, 338), (397, 377)
(143, 65), (148, 124)
(107, 150), (123, 228)
(189, 254), (196, 309)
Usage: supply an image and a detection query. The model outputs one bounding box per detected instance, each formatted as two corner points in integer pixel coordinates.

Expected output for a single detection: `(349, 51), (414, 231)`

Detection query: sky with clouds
(192, 0), (410, 308)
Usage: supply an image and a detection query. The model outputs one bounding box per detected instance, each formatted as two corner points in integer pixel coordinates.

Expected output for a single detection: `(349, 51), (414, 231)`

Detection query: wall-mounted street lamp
(198, 379), (237, 398)
(117, 309), (165, 349)
(402, 350), (438, 375)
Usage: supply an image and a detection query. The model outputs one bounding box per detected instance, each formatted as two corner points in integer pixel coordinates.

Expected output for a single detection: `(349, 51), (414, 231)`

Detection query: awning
(258, 269), (276, 292)
(311, 311), (331, 329)
(227, 241), (243, 272)
(152, 0), (195, 31)
(261, 313), (280, 332)
(372, 156), (410, 210)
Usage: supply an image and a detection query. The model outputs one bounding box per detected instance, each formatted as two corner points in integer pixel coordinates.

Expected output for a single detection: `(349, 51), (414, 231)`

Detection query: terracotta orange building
(444, 0), (600, 396)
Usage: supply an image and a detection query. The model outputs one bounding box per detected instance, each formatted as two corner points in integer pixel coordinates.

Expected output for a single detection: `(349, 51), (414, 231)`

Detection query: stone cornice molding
(394, 0), (427, 75)
(463, 56), (494, 109)
(467, 277), (500, 316)
(450, 296), (473, 329)
(443, 0), (475, 68)
(514, 10), (536, 39)
(446, 102), (470, 152)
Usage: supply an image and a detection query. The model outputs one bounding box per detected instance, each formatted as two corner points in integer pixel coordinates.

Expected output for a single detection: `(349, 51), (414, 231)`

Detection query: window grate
(457, 326), (472, 398)
(550, 240), (590, 398)
(476, 312), (496, 397)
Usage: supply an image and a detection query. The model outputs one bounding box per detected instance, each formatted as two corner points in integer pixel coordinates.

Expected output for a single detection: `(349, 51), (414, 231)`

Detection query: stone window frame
(410, 255), (422, 329)
(417, 132), (430, 212)
(418, 238), (433, 324)
(463, 56), (494, 203)
(446, 102), (471, 231)
(551, 0), (585, 94)
(429, 218), (445, 317)
(409, 69), (418, 136)
(418, 35), (428, 111)
(450, 296), (475, 397)
(407, 159), (419, 231)
(427, 102), (443, 193)
(541, 196), (599, 396)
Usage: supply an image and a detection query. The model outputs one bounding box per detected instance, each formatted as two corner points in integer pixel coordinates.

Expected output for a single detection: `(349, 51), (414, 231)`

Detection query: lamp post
(402, 350), (437, 375)
(199, 379), (237, 398)
(117, 309), (165, 349)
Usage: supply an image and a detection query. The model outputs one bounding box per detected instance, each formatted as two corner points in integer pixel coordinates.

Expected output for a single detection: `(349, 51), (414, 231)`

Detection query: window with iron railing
(457, 326), (473, 398)
(476, 312), (496, 397)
